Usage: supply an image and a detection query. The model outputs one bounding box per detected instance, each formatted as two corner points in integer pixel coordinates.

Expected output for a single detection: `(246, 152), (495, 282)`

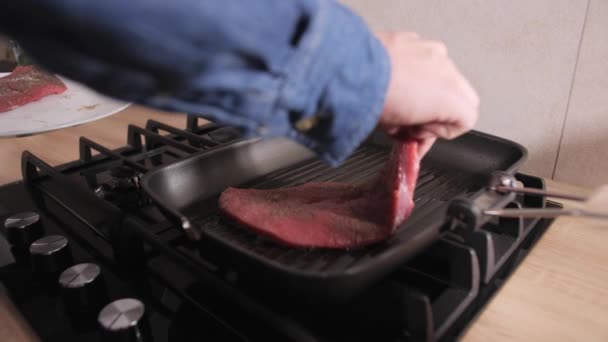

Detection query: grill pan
(141, 130), (527, 302)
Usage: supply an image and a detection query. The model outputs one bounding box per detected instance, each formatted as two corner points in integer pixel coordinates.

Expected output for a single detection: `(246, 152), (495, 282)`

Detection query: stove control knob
(4, 211), (44, 249)
(98, 298), (151, 342)
(59, 263), (108, 316)
(29, 235), (73, 276)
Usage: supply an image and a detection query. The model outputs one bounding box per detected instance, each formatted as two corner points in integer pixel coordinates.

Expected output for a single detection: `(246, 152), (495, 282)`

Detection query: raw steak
(0, 66), (67, 113)
(218, 141), (420, 249)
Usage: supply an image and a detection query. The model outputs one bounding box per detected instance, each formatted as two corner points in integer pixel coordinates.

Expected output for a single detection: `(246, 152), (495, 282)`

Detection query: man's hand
(376, 32), (480, 157)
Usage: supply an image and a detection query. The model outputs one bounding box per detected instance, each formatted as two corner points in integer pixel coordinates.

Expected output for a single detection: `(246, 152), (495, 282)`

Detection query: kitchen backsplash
(341, 0), (607, 188)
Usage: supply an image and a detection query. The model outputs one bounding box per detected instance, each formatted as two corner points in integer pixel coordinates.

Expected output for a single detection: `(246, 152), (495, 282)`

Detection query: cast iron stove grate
(0, 113), (558, 342)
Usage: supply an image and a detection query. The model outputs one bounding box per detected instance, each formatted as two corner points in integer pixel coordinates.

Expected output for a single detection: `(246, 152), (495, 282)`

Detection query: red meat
(0, 66), (67, 113)
(218, 141), (420, 249)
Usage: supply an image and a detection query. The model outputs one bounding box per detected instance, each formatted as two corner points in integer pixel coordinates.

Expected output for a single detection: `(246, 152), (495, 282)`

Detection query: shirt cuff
(274, 0), (391, 166)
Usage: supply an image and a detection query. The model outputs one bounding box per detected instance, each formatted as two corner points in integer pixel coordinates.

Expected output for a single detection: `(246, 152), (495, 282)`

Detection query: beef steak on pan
(219, 141), (420, 249)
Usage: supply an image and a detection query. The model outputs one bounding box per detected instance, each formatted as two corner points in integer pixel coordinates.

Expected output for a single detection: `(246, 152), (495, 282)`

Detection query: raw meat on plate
(0, 66), (67, 113)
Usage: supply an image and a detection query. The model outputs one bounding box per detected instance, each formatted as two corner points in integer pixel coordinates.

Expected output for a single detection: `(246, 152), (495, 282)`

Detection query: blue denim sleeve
(0, 0), (390, 166)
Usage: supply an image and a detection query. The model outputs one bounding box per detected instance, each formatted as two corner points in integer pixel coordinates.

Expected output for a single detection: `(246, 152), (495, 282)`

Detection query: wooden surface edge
(0, 287), (39, 342)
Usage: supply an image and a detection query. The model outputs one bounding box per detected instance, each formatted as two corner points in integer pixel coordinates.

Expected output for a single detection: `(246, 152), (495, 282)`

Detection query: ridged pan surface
(141, 130), (527, 300)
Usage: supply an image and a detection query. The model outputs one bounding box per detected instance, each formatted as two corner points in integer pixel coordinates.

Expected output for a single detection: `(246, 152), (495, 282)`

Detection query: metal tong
(483, 173), (608, 220)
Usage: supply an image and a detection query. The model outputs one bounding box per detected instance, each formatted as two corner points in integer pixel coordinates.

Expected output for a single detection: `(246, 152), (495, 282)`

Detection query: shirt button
(295, 115), (320, 133)
(152, 91), (171, 102)
(257, 125), (269, 135)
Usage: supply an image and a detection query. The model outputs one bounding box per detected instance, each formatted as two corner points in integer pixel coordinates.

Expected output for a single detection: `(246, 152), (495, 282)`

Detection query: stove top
(0, 115), (557, 342)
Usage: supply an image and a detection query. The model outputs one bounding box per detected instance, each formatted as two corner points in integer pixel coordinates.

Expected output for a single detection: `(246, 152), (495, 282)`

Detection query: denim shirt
(0, 0), (390, 166)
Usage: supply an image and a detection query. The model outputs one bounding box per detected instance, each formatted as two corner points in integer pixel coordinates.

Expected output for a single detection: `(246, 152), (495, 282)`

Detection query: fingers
(376, 30), (480, 146)
(403, 119), (472, 142)
(435, 67), (480, 138)
(423, 40), (448, 57)
(460, 75), (480, 109)
(443, 95), (479, 137)
(403, 32), (420, 40)
(414, 122), (463, 140)
(378, 125), (436, 159)
(446, 59), (480, 111)
(417, 137), (436, 158)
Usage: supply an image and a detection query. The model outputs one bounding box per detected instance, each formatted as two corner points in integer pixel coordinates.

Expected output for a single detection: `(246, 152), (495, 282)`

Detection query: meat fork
(482, 172), (608, 220)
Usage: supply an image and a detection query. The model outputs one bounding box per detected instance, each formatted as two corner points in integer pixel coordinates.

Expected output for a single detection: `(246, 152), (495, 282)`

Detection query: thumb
(417, 137), (436, 158)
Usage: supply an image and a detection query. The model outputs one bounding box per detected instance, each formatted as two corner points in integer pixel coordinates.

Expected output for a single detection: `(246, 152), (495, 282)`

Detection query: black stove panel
(0, 116), (556, 342)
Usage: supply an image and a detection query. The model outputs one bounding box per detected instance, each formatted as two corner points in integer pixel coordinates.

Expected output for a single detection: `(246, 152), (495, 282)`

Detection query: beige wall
(342, 0), (607, 187)
(553, 0), (608, 188)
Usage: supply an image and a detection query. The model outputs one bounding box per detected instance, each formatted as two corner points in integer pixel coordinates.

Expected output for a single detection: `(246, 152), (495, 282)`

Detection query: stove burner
(94, 165), (146, 210)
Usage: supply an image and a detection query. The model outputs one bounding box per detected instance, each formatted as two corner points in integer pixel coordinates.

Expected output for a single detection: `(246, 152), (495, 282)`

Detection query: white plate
(0, 72), (130, 137)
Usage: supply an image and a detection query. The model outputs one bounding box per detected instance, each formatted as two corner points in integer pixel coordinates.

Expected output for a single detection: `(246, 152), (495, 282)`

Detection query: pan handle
(483, 208), (608, 220)
(180, 217), (201, 241)
(489, 172), (588, 202)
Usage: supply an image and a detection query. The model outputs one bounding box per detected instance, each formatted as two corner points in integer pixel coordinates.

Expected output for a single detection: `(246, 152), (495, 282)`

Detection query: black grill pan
(141, 130), (527, 302)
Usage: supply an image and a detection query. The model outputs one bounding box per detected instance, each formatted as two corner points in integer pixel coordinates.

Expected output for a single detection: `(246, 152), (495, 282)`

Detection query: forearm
(0, 0), (390, 165)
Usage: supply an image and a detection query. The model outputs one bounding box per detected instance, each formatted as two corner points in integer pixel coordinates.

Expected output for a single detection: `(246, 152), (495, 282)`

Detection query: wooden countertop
(463, 182), (608, 341)
(0, 106), (189, 185)
(0, 106), (606, 341)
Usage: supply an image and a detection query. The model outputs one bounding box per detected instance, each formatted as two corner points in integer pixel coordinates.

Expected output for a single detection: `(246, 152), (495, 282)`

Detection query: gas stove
(0, 114), (557, 342)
